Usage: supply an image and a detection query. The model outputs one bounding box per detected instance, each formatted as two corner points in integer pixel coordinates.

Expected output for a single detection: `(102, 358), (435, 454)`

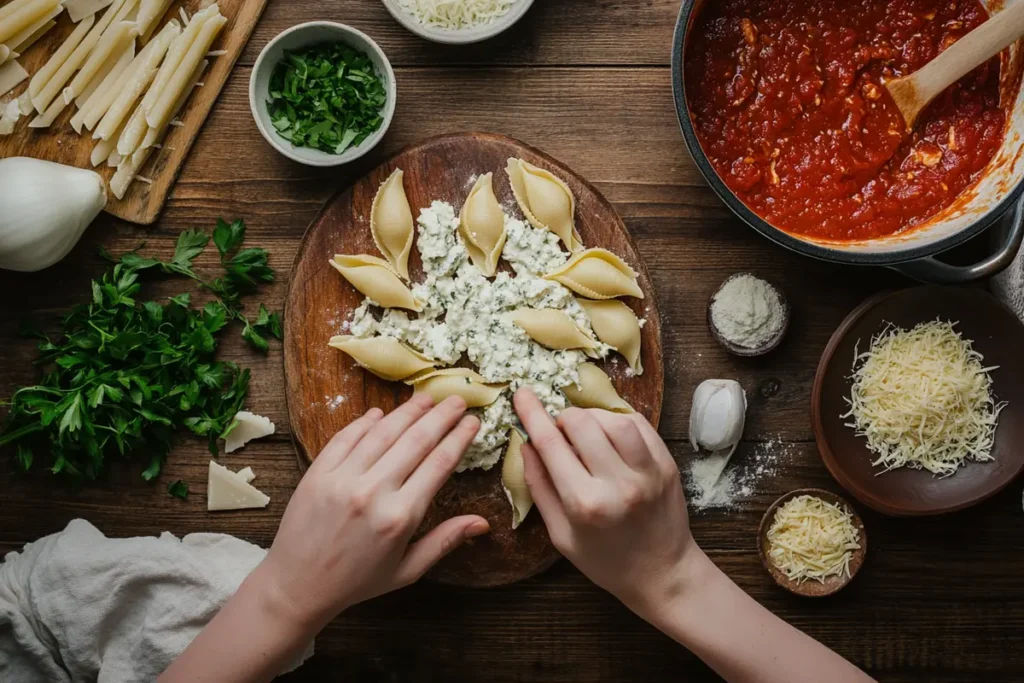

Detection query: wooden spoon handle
(911, 0), (1024, 104)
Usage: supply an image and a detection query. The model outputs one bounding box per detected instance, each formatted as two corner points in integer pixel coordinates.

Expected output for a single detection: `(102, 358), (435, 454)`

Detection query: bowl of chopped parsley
(249, 22), (396, 166)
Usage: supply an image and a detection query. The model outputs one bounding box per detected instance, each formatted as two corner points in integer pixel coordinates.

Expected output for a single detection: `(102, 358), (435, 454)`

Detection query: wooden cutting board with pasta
(284, 132), (665, 586)
(0, 0), (267, 224)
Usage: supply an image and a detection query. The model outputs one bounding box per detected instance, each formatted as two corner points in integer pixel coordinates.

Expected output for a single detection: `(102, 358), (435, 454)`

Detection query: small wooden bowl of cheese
(757, 488), (867, 598)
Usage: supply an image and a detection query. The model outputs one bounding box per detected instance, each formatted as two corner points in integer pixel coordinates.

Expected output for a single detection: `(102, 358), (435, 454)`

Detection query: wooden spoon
(886, 0), (1024, 130)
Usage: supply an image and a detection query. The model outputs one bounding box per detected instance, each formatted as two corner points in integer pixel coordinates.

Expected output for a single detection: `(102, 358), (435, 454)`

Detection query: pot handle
(890, 198), (1024, 284)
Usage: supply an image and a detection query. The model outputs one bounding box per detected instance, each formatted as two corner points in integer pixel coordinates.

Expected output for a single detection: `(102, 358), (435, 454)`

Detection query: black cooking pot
(671, 0), (1024, 283)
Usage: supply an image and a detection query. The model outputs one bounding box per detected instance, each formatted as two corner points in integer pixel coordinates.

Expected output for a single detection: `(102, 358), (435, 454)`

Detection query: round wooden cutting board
(284, 132), (664, 586)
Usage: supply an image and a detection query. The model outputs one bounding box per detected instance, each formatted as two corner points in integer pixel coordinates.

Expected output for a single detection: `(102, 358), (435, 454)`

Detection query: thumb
(394, 515), (490, 586)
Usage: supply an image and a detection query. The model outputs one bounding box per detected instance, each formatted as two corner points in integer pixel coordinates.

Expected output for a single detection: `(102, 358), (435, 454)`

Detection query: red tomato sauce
(684, 0), (1006, 241)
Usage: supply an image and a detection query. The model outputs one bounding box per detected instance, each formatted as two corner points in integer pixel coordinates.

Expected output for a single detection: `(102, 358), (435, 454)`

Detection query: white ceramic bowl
(380, 0), (535, 44)
(249, 22), (396, 167)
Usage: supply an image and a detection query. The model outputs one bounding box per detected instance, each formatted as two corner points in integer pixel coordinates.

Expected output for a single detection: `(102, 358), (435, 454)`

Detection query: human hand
(252, 394), (489, 633)
(513, 388), (702, 620)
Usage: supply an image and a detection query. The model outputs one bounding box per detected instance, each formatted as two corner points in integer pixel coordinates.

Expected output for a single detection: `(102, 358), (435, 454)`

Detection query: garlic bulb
(0, 157), (107, 272)
(689, 379), (747, 456)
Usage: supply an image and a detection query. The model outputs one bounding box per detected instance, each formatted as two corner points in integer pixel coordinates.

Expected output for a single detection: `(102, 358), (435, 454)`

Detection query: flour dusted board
(0, 0), (267, 224)
(284, 133), (665, 586)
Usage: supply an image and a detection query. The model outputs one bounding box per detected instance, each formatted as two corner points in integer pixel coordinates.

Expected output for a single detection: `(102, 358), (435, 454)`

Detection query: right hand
(513, 388), (703, 619)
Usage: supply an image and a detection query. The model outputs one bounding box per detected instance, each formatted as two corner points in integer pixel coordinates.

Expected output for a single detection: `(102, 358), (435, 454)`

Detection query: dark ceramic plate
(812, 286), (1024, 516)
(757, 488), (867, 597)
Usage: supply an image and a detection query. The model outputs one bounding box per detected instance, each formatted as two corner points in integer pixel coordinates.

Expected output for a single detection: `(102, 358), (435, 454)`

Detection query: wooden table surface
(2, 2), (1024, 681)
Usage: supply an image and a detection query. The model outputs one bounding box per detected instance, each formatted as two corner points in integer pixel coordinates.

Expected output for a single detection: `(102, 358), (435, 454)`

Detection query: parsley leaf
(265, 42), (387, 155)
(0, 221), (281, 485)
(167, 480), (189, 499)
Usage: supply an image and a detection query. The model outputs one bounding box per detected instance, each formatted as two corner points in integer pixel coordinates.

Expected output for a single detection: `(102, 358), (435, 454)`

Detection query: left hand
(251, 394), (490, 632)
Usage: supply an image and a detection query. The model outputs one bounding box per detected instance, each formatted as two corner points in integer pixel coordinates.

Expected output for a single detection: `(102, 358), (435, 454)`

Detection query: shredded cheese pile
(842, 319), (1005, 477)
(396, 0), (518, 30)
(767, 495), (861, 584)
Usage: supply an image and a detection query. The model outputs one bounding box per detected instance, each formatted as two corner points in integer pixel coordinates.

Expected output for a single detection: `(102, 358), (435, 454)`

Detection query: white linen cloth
(0, 519), (313, 682)
(993, 237), (1024, 323)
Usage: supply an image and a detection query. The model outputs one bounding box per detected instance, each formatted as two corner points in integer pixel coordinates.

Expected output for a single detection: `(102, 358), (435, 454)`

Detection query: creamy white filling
(349, 200), (610, 470)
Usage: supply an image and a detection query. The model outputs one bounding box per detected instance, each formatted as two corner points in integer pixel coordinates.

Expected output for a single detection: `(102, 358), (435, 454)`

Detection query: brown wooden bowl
(757, 488), (867, 598)
(706, 273), (790, 357)
(812, 286), (1024, 516)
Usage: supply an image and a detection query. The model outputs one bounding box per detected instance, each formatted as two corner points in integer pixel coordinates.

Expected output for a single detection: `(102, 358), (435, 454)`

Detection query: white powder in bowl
(710, 274), (785, 349)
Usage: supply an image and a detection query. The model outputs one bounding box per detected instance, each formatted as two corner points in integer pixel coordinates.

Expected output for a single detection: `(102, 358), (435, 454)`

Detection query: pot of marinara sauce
(672, 0), (1024, 283)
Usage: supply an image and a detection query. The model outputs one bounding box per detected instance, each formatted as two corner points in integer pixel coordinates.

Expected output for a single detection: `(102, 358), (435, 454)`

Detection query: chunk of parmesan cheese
(0, 59), (28, 98)
(842, 319), (1005, 476)
(0, 97), (22, 134)
(767, 495), (861, 584)
(224, 410), (276, 453)
(395, 0), (518, 30)
(64, 0), (114, 23)
(236, 466), (255, 484)
(207, 460), (270, 511)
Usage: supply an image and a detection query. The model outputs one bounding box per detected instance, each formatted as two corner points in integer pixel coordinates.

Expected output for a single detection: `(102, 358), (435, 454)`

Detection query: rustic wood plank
(152, 65), (706, 228)
(2, 1), (1024, 678)
(6, 440), (1024, 681)
(240, 0), (681, 68)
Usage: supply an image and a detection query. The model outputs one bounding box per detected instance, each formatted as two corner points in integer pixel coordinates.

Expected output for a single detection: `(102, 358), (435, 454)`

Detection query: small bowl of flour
(707, 273), (789, 357)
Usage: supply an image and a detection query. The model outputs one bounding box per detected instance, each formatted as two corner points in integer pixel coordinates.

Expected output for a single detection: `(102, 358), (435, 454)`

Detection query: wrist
(243, 560), (331, 642)
(630, 545), (719, 629)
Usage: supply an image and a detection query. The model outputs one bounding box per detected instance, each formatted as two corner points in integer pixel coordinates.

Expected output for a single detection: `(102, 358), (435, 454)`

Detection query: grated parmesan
(842, 319), (1005, 477)
(767, 495), (861, 584)
(396, 0), (519, 30)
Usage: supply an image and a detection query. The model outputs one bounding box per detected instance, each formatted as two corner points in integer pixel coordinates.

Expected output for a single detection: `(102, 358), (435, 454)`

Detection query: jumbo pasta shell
(459, 173), (507, 277)
(406, 368), (508, 408)
(329, 254), (423, 312)
(501, 429), (532, 529)
(544, 248), (644, 300)
(329, 335), (436, 382)
(506, 157), (582, 252)
(578, 299), (643, 375)
(508, 308), (600, 352)
(370, 169), (415, 281)
(563, 363), (634, 414)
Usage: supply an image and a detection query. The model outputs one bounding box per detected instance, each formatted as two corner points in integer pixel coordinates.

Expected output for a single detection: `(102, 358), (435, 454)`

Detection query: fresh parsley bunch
(0, 220), (281, 484)
(266, 42), (387, 154)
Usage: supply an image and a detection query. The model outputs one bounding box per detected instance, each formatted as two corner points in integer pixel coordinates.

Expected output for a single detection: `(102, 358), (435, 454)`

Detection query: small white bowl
(249, 22), (396, 167)
(380, 0), (535, 44)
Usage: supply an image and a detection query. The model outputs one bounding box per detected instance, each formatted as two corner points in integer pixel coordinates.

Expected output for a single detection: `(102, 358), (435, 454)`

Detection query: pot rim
(670, 0), (1024, 266)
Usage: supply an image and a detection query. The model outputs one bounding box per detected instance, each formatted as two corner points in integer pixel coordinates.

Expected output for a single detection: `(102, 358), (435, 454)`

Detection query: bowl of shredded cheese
(813, 286), (1024, 516)
(758, 489), (866, 598)
(381, 0), (535, 44)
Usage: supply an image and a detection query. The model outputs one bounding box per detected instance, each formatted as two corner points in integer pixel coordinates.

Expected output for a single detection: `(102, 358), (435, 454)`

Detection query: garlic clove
(0, 157), (106, 272)
(689, 379), (747, 455)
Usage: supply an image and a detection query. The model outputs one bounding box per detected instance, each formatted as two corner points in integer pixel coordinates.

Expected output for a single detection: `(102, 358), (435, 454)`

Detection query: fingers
(371, 396), (469, 484)
(342, 393), (436, 474)
(520, 442), (571, 543)
(313, 408), (384, 473)
(630, 414), (679, 475)
(556, 408), (631, 477)
(590, 410), (657, 473)
(394, 515), (490, 587)
(513, 388), (589, 497)
(402, 415), (480, 507)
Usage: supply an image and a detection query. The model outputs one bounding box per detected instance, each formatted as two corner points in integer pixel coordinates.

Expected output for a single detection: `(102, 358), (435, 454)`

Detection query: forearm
(159, 562), (319, 683)
(643, 551), (874, 683)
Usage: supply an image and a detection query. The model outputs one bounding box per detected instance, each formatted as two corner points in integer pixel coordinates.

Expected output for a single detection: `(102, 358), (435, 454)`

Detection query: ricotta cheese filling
(349, 201), (611, 472)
